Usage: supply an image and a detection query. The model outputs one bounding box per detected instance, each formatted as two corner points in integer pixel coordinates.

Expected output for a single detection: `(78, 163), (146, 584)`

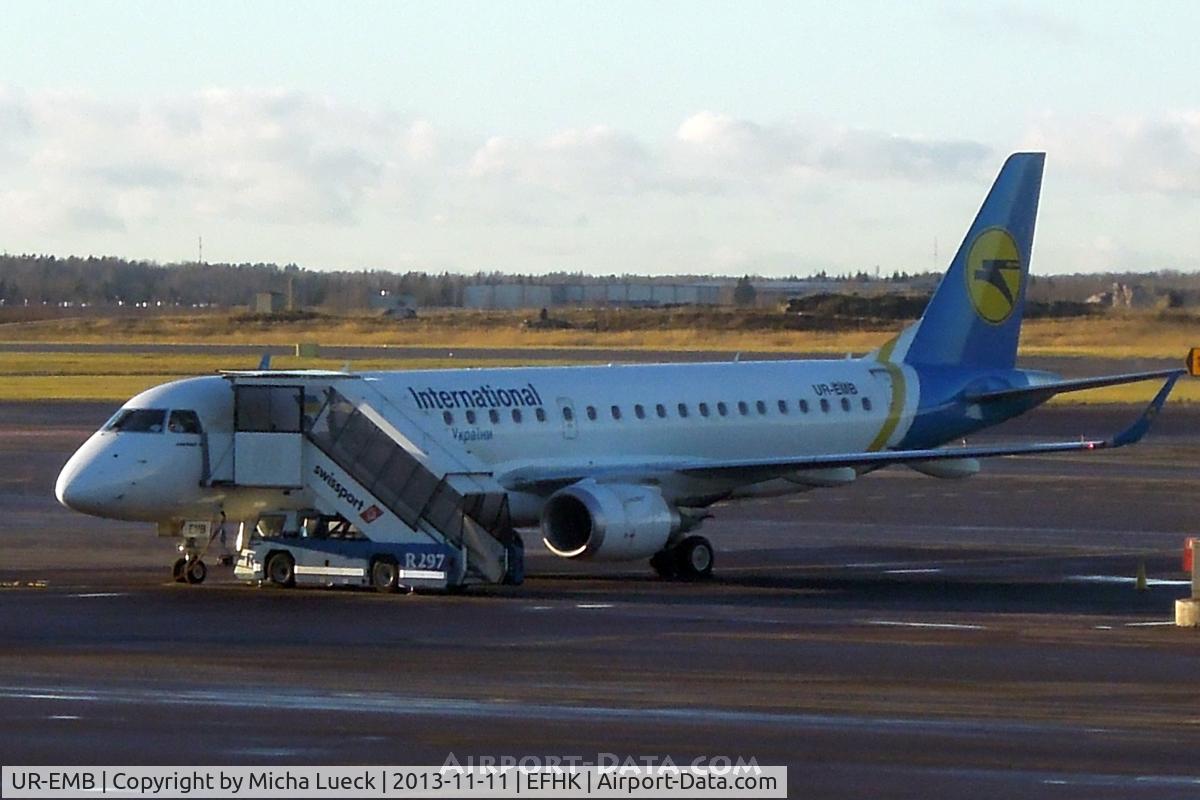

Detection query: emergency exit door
(233, 385), (304, 487)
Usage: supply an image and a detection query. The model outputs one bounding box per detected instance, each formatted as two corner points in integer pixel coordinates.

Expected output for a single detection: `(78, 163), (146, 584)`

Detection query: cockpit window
(168, 410), (203, 435)
(104, 408), (166, 433)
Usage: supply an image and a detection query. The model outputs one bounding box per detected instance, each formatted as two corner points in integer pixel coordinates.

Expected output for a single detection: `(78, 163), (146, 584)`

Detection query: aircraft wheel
(674, 536), (714, 581)
(649, 549), (678, 580)
(370, 558), (400, 594)
(172, 558), (187, 583)
(184, 559), (207, 585)
(266, 552), (295, 588)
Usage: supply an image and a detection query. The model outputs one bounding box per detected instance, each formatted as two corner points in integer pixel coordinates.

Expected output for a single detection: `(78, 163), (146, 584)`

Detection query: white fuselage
(56, 358), (920, 527)
(379, 359), (918, 475)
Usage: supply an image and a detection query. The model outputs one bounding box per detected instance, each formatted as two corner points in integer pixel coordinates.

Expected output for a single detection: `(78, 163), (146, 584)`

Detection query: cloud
(6, 86), (1194, 274)
(0, 86), (996, 242)
(0, 87), (438, 230)
(468, 125), (652, 195)
(1024, 111), (1200, 197)
(813, 130), (992, 181)
(669, 111), (990, 188)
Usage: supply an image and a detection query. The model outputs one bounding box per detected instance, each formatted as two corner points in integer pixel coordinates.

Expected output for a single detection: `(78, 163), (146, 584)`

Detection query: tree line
(0, 255), (488, 309)
(2, 252), (1197, 310)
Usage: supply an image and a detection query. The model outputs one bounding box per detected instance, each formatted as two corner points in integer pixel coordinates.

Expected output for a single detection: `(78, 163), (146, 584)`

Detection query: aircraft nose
(53, 463), (73, 508)
(55, 447), (121, 516)
(56, 457), (96, 513)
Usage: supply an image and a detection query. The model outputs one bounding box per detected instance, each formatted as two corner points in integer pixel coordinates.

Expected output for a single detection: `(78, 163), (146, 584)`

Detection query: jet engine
(541, 480), (680, 560)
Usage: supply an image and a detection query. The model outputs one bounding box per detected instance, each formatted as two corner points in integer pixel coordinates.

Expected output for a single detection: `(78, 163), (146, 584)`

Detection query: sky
(1, 0), (1199, 276)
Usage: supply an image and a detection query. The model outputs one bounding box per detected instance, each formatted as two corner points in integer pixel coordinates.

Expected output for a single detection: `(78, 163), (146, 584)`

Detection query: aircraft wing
(964, 368), (1183, 404)
(498, 372), (1181, 492)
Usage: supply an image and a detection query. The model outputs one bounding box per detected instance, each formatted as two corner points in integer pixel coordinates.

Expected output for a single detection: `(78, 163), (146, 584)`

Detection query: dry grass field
(0, 308), (1195, 403)
(1, 307), (1196, 358)
(0, 353), (560, 401)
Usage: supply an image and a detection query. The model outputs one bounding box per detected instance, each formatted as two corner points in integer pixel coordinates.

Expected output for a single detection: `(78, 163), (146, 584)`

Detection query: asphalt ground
(2, 399), (1200, 799)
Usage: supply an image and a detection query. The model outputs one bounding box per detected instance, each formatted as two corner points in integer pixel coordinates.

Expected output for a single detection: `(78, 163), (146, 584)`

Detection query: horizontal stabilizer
(964, 369), (1184, 405)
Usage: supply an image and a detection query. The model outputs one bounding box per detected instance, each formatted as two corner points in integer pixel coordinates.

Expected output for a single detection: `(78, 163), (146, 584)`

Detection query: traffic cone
(1135, 560), (1148, 592)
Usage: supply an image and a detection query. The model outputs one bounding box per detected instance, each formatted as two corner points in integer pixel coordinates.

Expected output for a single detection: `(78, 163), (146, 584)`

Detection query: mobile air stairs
(224, 372), (523, 592)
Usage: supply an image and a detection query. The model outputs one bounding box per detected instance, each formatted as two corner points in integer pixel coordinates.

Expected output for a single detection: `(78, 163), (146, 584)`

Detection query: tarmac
(2, 397), (1200, 798)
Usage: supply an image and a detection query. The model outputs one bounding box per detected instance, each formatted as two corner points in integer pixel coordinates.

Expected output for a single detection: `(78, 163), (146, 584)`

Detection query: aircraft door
(556, 397), (578, 440)
(233, 384), (304, 487)
(868, 368), (895, 404)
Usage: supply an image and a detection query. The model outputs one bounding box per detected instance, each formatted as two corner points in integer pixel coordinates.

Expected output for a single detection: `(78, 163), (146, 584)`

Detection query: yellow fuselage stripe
(867, 338), (906, 452)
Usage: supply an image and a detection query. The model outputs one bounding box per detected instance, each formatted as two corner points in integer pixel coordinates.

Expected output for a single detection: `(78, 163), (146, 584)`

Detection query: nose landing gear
(171, 528), (222, 585)
(173, 553), (210, 585)
(172, 555), (208, 584)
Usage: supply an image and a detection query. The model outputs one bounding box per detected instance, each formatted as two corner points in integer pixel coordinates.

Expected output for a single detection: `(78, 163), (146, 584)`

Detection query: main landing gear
(650, 535), (715, 581)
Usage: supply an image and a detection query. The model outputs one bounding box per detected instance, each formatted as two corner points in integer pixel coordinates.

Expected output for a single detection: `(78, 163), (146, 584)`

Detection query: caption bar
(2, 766), (787, 799)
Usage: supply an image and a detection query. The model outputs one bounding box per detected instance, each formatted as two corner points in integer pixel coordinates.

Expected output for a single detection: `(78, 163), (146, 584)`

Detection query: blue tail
(879, 152), (1044, 370)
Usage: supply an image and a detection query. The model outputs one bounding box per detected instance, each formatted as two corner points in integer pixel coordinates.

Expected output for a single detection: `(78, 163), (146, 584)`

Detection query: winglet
(257, 353), (272, 371)
(1187, 347), (1200, 377)
(1110, 371), (1183, 448)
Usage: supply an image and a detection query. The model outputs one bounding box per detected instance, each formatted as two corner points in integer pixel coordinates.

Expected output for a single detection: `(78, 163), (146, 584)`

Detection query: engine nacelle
(541, 480), (680, 561)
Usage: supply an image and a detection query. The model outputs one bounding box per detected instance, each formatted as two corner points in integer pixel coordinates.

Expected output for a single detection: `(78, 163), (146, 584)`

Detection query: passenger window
(862, 397), (872, 411)
(717, 402), (728, 416)
(562, 406), (574, 421)
(167, 410), (202, 435)
(512, 409), (522, 423)
(489, 409), (500, 424)
(106, 408), (167, 433)
(611, 405), (621, 420)
(756, 400), (767, 415)
(635, 404), (646, 419)
(799, 399), (809, 414)
(466, 409), (477, 424)
(536, 407), (547, 422)
(820, 398), (830, 413)
(841, 397), (851, 412)
(777, 400), (788, 415)
(443, 411), (454, 425)
(586, 406), (597, 421)
(699, 402), (710, 417)
(737, 401), (748, 416)
(677, 403), (689, 418)
(656, 404), (667, 418)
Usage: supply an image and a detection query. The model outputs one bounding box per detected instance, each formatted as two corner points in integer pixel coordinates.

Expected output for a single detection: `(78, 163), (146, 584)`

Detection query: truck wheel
(371, 558), (400, 593)
(184, 559), (207, 584)
(266, 552), (295, 587)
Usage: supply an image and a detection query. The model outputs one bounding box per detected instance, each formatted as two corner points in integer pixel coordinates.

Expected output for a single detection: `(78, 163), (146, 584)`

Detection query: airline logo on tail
(965, 227), (1022, 324)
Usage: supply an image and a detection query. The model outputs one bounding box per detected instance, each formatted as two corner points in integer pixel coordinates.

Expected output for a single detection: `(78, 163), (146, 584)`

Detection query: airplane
(55, 152), (1185, 587)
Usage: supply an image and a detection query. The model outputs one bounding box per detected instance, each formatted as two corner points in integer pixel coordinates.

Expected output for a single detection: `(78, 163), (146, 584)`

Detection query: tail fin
(881, 152), (1044, 370)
